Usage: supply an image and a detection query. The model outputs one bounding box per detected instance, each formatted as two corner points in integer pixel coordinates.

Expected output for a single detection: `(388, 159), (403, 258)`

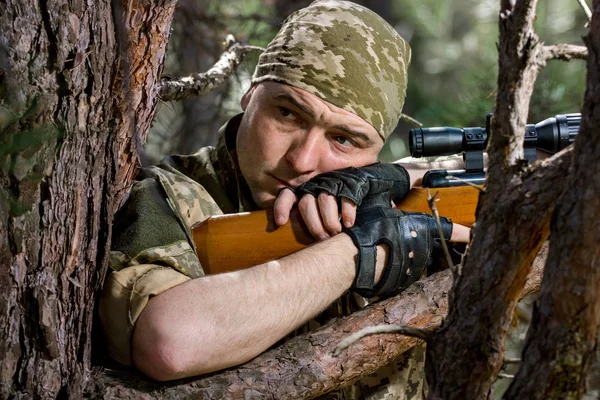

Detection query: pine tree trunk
(424, 0), (597, 398)
(0, 1), (176, 397)
(504, 1), (600, 398)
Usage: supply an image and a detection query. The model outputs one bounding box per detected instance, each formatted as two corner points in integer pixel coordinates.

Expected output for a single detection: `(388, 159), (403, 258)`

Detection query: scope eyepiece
(409, 128), (424, 157)
(409, 127), (468, 157)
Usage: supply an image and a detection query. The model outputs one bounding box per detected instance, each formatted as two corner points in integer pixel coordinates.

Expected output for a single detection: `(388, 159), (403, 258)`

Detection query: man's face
(236, 82), (384, 209)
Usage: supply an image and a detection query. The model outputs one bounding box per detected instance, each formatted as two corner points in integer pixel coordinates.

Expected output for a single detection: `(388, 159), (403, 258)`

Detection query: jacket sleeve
(99, 171), (223, 366)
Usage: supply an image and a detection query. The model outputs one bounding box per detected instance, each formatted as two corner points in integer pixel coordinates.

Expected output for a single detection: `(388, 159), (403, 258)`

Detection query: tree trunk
(424, 0), (594, 398)
(504, 1), (600, 398)
(0, 0), (175, 397)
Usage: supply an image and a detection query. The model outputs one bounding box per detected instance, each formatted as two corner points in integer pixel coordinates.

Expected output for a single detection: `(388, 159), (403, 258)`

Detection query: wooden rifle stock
(192, 185), (480, 275)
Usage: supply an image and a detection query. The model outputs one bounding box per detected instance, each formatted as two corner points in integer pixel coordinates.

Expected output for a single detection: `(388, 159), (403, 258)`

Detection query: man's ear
(241, 85), (256, 111)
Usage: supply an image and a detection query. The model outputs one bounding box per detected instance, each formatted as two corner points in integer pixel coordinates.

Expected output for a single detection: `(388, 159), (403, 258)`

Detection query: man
(99, 0), (469, 397)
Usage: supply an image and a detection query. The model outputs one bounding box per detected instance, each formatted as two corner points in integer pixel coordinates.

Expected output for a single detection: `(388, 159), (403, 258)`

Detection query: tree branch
(542, 44), (588, 61)
(489, 0), (541, 169)
(426, 189), (456, 272)
(500, 0), (517, 15)
(115, 0), (179, 211)
(158, 36), (264, 101)
(333, 325), (433, 357)
(521, 146), (574, 196)
(399, 113), (423, 127)
(93, 256), (545, 399)
(576, 0), (593, 23)
(424, 151), (571, 398)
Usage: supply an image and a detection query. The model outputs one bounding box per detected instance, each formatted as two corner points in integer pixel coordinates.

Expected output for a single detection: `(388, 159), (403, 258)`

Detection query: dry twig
(399, 113), (423, 127)
(576, 0), (593, 23)
(333, 325), (433, 356)
(159, 35), (265, 101)
(498, 373), (515, 379)
(444, 175), (485, 191)
(426, 189), (456, 272)
(542, 44), (588, 61)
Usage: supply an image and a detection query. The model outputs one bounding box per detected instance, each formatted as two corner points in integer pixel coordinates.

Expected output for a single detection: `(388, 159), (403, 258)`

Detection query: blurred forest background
(145, 0), (589, 165)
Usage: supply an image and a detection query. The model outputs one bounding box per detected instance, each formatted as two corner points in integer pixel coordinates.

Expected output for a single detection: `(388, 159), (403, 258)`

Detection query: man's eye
(334, 136), (356, 147)
(279, 107), (296, 120)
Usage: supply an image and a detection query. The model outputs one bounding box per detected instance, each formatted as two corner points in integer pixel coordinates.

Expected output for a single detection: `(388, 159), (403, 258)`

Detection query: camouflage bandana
(252, 0), (411, 141)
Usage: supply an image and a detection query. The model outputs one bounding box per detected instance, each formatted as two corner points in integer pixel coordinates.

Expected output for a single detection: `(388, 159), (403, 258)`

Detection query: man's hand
(274, 188), (358, 240)
(346, 207), (453, 298)
(274, 163), (410, 240)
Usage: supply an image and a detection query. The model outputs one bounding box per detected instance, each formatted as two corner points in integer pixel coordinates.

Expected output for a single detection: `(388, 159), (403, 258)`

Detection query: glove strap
(345, 210), (453, 299)
(347, 230), (377, 293)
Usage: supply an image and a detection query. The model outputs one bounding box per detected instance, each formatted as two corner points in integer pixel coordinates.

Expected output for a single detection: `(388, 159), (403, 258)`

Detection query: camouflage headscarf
(252, 0), (411, 141)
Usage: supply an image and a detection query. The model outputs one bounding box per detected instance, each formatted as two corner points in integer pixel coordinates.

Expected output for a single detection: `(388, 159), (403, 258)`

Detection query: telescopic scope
(409, 113), (580, 158)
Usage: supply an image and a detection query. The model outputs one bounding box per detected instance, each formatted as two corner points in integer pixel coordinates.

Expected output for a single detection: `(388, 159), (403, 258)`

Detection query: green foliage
(210, 0), (276, 47)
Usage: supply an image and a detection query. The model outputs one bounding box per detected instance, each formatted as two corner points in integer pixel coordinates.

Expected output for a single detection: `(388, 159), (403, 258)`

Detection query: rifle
(192, 114), (580, 275)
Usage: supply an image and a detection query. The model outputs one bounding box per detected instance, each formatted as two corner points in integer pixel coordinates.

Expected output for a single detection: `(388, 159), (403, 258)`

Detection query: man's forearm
(132, 233), (386, 381)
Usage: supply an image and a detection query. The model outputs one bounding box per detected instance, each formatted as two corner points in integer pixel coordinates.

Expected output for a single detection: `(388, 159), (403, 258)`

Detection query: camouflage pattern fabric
(252, 0), (411, 141)
(109, 114), (257, 276)
(352, 344), (427, 400)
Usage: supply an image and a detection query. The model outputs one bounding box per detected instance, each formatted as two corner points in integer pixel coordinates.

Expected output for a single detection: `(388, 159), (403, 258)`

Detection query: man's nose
(285, 130), (323, 176)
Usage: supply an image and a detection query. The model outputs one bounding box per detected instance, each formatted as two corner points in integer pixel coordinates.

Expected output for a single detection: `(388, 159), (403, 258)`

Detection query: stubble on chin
(246, 173), (281, 210)
(247, 181), (276, 209)
(253, 193), (276, 210)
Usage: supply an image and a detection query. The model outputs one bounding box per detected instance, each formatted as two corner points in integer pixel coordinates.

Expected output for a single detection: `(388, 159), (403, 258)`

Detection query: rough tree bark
(0, 0), (176, 397)
(504, 1), (600, 398)
(424, 0), (593, 399)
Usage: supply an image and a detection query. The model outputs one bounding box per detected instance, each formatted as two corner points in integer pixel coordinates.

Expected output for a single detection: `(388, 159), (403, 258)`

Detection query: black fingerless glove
(344, 202), (453, 299)
(294, 162), (410, 206)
